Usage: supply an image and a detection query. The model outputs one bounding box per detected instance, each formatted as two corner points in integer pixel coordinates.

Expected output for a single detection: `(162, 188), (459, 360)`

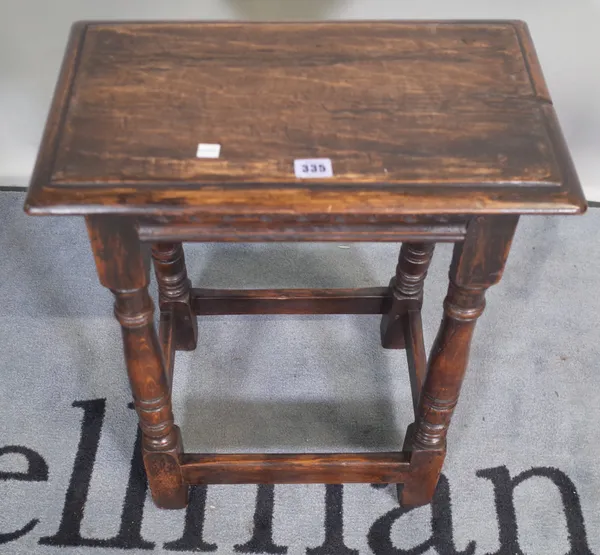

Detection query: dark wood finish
(192, 287), (392, 315)
(138, 219), (467, 243)
(152, 243), (197, 350)
(52, 23), (558, 187)
(511, 20), (550, 103)
(86, 216), (187, 509)
(25, 20), (586, 511)
(25, 21), (585, 218)
(159, 310), (175, 387)
(404, 310), (427, 415)
(180, 452), (411, 484)
(400, 215), (519, 506)
(381, 242), (435, 348)
(51, 22), (560, 188)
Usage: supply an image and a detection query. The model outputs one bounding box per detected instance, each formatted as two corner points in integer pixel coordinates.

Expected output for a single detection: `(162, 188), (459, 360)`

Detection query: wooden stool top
(26, 21), (585, 217)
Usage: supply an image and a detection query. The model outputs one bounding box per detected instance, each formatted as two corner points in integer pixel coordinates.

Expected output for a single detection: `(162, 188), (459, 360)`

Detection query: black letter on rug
(0, 446), (49, 544)
(235, 485), (288, 553)
(477, 465), (593, 555)
(307, 485), (358, 555)
(103, 425), (154, 549)
(368, 475), (475, 555)
(39, 399), (154, 549)
(164, 486), (217, 551)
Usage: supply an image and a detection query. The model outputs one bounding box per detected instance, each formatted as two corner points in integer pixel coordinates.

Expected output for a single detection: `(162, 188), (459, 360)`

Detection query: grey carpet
(0, 191), (599, 554)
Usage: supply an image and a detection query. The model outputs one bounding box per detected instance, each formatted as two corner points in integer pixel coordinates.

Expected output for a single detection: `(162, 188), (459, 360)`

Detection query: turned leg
(381, 242), (435, 348)
(87, 217), (188, 509)
(152, 243), (197, 351)
(400, 216), (519, 506)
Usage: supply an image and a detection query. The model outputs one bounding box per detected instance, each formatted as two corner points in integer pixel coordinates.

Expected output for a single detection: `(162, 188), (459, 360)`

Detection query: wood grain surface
(180, 452), (411, 484)
(25, 20), (586, 216)
(190, 287), (392, 315)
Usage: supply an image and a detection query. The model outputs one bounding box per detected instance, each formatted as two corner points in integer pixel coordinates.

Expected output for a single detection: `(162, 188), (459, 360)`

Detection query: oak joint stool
(25, 20), (586, 509)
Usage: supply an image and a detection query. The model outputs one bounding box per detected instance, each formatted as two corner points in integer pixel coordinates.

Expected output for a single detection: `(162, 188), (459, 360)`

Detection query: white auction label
(294, 158), (333, 178)
(196, 143), (221, 158)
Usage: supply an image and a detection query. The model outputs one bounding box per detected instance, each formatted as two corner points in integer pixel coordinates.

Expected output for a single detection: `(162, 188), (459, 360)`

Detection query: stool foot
(397, 423), (445, 507)
(398, 450), (445, 508)
(143, 426), (189, 510)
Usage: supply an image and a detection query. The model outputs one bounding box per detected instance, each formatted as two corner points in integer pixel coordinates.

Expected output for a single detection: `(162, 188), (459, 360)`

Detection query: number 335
(302, 164), (326, 173)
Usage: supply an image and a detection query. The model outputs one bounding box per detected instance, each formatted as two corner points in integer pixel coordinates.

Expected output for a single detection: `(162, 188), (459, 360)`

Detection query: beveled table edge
(24, 20), (587, 218)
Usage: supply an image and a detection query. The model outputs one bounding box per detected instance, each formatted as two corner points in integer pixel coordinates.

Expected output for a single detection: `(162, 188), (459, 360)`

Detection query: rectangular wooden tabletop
(26, 21), (585, 216)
